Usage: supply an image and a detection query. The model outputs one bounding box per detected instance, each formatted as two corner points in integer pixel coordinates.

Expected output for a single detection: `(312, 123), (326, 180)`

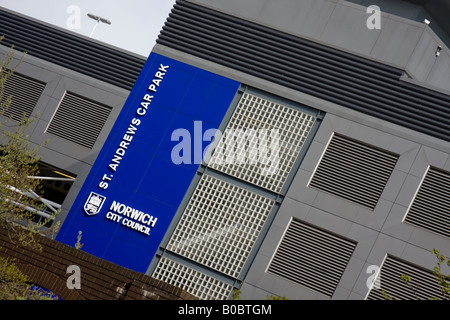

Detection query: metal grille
(405, 167), (450, 239)
(309, 134), (398, 209)
(1, 72), (45, 121)
(0, 9), (145, 91)
(153, 256), (233, 300)
(367, 255), (445, 300)
(166, 174), (274, 278)
(208, 92), (316, 193)
(46, 92), (112, 149)
(267, 218), (356, 297)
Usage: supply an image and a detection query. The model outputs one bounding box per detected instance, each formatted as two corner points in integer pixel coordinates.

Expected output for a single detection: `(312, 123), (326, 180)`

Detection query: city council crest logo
(84, 192), (106, 216)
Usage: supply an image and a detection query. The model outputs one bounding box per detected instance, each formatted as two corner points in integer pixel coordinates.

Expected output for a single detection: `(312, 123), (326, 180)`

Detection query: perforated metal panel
(1, 72), (45, 121)
(267, 218), (356, 297)
(405, 167), (450, 239)
(208, 92), (316, 193)
(309, 134), (398, 209)
(367, 255), (446, 300)
(46, 92), (112, 149)
(153, 256), (233, 300)
(166, 174), (274, 278)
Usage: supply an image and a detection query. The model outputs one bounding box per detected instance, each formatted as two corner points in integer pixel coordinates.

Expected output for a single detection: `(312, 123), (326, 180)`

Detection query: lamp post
(87, 13), (111, 38)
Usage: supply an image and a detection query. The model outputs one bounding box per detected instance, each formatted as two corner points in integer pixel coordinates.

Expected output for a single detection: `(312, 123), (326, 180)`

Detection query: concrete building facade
(1, 0), (449, 300)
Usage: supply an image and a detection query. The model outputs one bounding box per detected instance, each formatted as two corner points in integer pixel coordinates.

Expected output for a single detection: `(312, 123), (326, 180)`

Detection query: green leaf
(400, 274), (411, 283)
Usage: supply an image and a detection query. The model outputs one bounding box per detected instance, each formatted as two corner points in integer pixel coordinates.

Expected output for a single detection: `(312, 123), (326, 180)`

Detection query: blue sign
(56, 53), (240, 273)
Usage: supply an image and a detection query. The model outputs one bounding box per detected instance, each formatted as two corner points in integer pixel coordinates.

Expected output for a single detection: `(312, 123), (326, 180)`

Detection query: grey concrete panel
(421, 146), (450, 167)
(352, 261), (378, 298)
(75, 82), (110, 105)
(380, 203), (414, 241)
(32, 71), (126, 162)
(255, 223), (285, 260)
(355, 235), (406, 298)
(349, 198), (393, 231)
(407, 227), (450, 256)
(345, 121), (394, 150)
(239, 282), (272, 300)
(371, 199), (395, 230)
(406, 30), (439, 82)
(394, 174), (423, 208)
(311, 191), (361, 221)
(351, 205), (373, 227)
(388, 137), (421, 174)
(255, 199), (311, 258)
(242, 253), (327, 300)
(444, 156), (450, 172)
(409, 146), (449, 178)
(14, 60), (52, 86)
(285, 169), (318, 205)
(311, 114), (348, 145)
(379, 169), (408, 203)
(426, 46), (450, 92)
(276, 198), (311, 226)
(298, 140), (326, 173)
(306, 206), (354, 235)
(408, 147), (433, 178)
(319, 3), (382, 56)
(401, 243), (441, 270)
(241, 254), (273, 290)
(359, 0), (424, 21)
(346, 223), (380, 260)
(30, 94), (57, 124)
(348, 291), (366, 300)
(336, 256), (366, 292)
(370, 18), (423, 67)
(332, 286), (352, 300)
(207, 0), (266, 21)
(308, 126), (333, 146)
(257, 0), (337, 39)
(371, 233), (408, 260)
(38, 68), (63, 93)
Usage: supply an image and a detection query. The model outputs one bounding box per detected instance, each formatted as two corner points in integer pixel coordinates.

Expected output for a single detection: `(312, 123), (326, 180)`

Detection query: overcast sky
(0, 0), (177, 57)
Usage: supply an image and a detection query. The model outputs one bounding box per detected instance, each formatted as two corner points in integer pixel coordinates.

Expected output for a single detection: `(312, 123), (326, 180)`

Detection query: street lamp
(87, 13), (111, 38)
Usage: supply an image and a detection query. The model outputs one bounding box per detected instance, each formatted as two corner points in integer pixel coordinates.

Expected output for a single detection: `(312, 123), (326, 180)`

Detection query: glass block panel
(166, 174), (274, 278)
(153, 256), (233, 300)
(208, 92), (316, 193)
